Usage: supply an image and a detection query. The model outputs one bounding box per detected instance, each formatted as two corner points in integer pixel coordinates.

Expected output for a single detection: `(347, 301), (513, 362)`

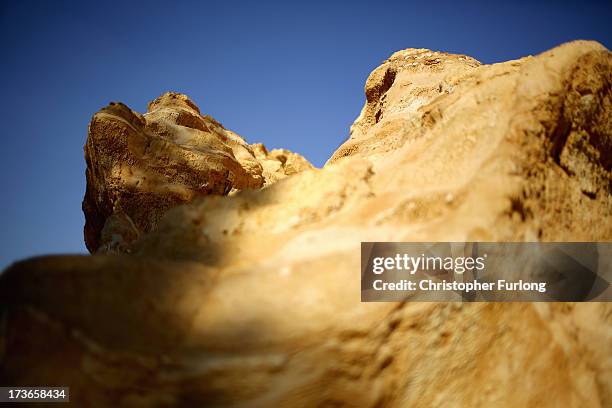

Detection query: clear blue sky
(0, 0), (610, 269)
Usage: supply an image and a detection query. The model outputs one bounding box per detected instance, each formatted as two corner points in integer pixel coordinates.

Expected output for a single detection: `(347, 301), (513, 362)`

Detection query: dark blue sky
(0, 0), (610, 268)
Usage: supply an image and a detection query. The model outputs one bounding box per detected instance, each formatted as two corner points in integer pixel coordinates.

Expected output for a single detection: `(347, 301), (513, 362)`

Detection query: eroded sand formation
(1, 40), (611, 407)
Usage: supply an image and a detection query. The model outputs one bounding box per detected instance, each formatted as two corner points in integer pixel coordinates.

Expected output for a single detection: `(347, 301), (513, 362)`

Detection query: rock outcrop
(251, 143), (315, 187)
(83, 92), (311, 252)
(1, 41), (611, 407)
